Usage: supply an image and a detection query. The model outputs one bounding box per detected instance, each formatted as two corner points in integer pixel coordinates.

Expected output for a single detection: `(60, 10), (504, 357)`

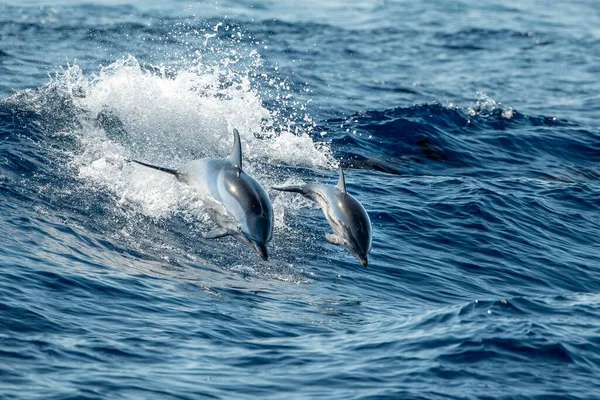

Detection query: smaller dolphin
(273, 168), (372, 266)
(131, 129), (273, 260)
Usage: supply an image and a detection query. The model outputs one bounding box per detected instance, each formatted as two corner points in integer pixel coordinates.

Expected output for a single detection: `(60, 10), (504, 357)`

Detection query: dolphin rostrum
(131, 129), (273, 260)
(273, 167), (372, 266)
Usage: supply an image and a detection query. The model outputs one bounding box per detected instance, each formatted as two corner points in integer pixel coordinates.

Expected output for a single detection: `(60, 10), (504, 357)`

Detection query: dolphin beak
(251, 241), (269, 261)
(355, 254), (368, 267)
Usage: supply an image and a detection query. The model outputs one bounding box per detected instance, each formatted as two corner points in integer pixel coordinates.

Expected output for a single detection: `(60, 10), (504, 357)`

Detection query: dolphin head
(249, 239), (269, 261)
(219, 166), (274, 261)
(240, 199), (273, 261)
(347, 240), (370, 267)
(344, 212), (372, 267)
(331, 189), (372, 268)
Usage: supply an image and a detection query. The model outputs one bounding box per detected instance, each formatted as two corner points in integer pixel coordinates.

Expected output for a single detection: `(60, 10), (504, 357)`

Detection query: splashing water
(30, 54), (335, 223)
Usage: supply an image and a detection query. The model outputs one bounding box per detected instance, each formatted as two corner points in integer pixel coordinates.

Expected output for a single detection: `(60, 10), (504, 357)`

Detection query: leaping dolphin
(273, 168), (372, 266)
(131, 129), (273, 260)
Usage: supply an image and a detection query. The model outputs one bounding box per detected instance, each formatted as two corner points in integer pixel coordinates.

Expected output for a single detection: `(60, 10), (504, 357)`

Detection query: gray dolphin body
(132, 129), (273, 260)
(273, 168), (372, 266)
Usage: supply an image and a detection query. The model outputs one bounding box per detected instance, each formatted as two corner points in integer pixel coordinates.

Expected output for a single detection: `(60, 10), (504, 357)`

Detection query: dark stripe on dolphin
(130, 159), (179, 176)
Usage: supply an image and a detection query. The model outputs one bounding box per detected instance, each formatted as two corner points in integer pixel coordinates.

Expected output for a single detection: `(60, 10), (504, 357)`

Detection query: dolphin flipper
(325, 233), (342, 245)
(202, 228), (230, 239)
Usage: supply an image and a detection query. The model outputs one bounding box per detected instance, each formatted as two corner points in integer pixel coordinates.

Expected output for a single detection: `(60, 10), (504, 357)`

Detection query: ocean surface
(1, 0), (600, 398)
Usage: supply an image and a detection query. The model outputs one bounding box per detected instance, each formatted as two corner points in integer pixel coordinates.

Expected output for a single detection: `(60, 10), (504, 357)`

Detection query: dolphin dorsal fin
(337, 166), (347, 194)
(229, 128), (242, 170)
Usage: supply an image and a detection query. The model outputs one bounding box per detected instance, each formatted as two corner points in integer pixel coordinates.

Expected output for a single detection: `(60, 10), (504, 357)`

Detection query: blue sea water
(1, 0), (600, 398)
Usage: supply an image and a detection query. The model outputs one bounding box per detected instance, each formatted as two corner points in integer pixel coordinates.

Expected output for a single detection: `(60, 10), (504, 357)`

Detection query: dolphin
(273, 168), (372, 266)
(131, 129), (273, 260)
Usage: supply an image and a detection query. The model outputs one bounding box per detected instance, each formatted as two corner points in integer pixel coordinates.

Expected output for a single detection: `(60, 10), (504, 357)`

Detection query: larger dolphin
(131, 129), (273, 260)
(273, 168), (372, 266)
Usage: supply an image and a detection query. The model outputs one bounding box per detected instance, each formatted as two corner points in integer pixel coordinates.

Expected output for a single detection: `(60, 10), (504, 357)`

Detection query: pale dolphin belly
(178, 159), (223, 201)
(178, 158), (273, 252)
(177, 159), (237, 230)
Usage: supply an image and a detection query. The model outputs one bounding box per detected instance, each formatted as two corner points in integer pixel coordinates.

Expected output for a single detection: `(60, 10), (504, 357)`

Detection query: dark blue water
(2, 1), (600, 398)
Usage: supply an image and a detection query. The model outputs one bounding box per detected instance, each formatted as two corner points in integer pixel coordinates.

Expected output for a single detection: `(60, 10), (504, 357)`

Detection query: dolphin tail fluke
(130, 159), (179, 176)
(271, 185), (305, 194)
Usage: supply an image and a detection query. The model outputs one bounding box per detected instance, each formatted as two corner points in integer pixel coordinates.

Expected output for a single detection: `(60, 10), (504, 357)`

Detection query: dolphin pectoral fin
(202, 228), (230, 239)
(325, 233), (342, 246)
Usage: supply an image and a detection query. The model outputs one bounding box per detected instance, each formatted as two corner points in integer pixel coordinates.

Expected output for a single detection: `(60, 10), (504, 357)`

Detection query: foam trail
(54, 56), (334, 223)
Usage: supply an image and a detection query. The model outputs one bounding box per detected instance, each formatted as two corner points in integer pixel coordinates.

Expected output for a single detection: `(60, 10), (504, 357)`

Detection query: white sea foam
(467, 91), (514, 119)
(54, 55), (334, 225)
